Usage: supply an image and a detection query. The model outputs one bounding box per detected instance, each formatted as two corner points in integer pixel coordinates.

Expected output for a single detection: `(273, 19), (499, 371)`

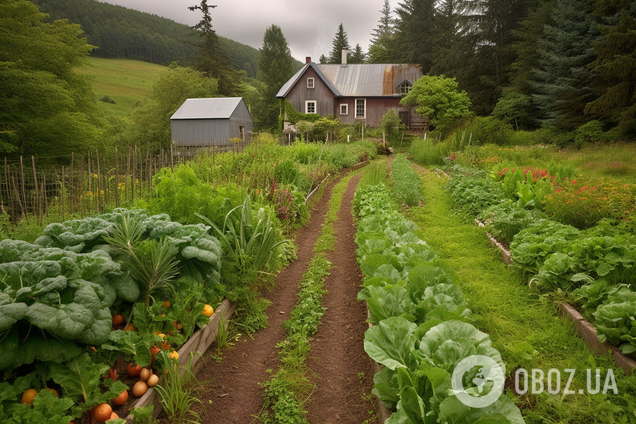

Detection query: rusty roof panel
(318, 63), (422, 97)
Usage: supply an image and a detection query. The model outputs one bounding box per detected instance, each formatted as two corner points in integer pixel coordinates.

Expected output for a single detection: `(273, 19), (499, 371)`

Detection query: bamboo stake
(31, 156), (40, 223)
(87, 152), (91, 214)
(61, 166), (65, 222)
(80, 154), (84, 216)
(95, 149), (102, 211)
(115, 147), (119, 208)
(19, 156), (26, 218)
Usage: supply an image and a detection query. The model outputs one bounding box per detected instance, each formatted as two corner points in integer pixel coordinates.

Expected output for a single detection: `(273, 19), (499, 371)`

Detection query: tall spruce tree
(585, 0), (636, 135)
(392, 0), (437, 72)
(530, 0), (598, 130)
(256, 25), (294, 131)
(329, 23), (351, 63)
(350, 43), (366, 63)
(368, 0), (394, 63)
(188, 1), (241, 96)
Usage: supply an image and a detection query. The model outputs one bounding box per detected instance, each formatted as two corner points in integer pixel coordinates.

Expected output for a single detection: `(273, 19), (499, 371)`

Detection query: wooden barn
(170, 97), (253, 146)
(276, 52), (426, 130)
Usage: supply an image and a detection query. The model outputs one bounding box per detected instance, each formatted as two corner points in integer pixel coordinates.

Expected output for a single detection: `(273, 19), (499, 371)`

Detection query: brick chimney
(306, 57), (311, 64)
(341, 49), (348, 67)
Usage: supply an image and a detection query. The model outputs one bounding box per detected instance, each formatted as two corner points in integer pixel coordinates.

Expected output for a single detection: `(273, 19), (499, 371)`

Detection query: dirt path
(192, 174), (344, 424)
(305, 173), (377, 424)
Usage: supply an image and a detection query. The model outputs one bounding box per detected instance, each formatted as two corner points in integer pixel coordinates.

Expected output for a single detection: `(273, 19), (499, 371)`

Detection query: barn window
(398, 81), (412, 95)
(307, 78), (315, 88)
(355, 99), (366, 119)
(340, 104), (348, 115)
(305, 100), (317, 114)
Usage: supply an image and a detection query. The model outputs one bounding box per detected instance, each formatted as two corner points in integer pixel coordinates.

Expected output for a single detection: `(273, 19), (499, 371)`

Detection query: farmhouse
(170, 97), (253, 146)
(276, 51), (426, 130)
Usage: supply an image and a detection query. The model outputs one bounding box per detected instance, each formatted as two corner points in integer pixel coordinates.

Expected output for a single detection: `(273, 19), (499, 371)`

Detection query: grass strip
(406, 171), (636, 424)
(258, 168), (364, 424)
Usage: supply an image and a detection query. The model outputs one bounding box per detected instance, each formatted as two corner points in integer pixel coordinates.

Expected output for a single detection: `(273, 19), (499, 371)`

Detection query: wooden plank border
(124, 299), (236, 422)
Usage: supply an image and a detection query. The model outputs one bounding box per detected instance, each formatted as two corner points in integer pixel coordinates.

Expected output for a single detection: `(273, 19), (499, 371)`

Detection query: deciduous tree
(400, 75), (472, 133)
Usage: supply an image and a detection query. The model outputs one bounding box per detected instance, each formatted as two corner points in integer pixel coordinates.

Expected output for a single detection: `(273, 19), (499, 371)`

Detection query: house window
(305, 100), (317, 114)
(307, 78), (315, 89)
(355, 99), (366, 119)
(340, 104), (348, 115)
(398, 82), (412, 95)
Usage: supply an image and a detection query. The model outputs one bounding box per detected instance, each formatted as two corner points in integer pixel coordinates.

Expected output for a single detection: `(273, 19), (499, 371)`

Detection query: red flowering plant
(491, 165), (558, 210)
(543, 178), (636, 230)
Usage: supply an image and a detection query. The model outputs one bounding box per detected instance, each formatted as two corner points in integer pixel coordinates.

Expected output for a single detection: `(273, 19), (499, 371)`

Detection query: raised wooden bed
(124, 299), (236, 422)
(473, 218), (635, 375)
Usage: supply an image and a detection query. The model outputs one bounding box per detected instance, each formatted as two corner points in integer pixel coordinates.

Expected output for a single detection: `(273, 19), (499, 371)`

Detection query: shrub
(574, 120), (604, 148)
(380, 110), (405, 144)
(472, 117), (514, 146)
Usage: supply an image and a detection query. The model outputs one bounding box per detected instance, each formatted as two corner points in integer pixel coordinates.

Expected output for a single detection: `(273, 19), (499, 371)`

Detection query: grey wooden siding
(171, 119), (230, 145)
(171, 100), (254, 146)
(228, 101), (253, 140)
(285, 67), (336, 118)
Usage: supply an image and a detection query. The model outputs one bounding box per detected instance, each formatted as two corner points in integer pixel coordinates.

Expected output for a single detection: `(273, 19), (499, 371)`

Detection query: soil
(304, 173), (377, 424)
(188, 173), (346, 424)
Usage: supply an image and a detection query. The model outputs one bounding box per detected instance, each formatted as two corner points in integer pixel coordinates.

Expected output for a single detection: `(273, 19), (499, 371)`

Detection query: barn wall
(171, 119), (231, 146)
(285, 67), (336, 118)
(229, 101), (254, 141)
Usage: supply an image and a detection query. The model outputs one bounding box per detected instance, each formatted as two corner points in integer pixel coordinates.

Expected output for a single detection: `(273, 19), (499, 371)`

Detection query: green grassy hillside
(78, 57), (167, 118)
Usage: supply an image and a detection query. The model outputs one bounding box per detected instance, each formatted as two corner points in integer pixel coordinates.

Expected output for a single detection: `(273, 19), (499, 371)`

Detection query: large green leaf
(364, 316), (418, 371)
(358, 284), (415, 324)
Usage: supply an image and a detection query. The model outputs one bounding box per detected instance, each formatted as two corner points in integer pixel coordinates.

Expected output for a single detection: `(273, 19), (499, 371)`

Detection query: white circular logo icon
(451, 355), (506, 408)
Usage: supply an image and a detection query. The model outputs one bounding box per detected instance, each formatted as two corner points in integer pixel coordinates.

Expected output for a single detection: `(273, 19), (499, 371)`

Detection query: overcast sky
(99, 0), (400, 61)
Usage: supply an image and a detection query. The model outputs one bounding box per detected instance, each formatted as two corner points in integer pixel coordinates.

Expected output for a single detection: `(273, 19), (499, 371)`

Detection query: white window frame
(398, 82), (412, 95)
(340, 104), (348, 116)
(307, 77), (315, 89)
(305, 100), (317, 114)
(355, 98), (366, 119)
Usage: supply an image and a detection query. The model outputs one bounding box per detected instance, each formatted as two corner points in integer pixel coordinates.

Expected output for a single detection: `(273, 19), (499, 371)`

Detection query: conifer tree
(256, 25), (294, 131)
(585, 1), (636, 135)
(350, 44), (366, 64)
(392, 0), (436, 72)
(188, 1), (241, 96)
(368, 0), (394, 63)
(329, 23), (351, 64)
(530, 0), (598, 129)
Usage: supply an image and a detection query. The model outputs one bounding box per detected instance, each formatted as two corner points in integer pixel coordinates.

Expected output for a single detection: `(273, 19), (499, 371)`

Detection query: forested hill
(29, 0), (264, 77)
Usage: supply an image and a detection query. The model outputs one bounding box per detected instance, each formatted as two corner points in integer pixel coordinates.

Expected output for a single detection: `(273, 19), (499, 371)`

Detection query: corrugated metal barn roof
(171, 97), (243, 120)
(318, 64), (422, 97)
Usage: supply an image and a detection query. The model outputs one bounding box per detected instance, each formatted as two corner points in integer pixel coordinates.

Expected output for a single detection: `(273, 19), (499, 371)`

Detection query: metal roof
(275, 63), (341, 98)
(318, 64), (422, 97)
(170, 97), (244, 120)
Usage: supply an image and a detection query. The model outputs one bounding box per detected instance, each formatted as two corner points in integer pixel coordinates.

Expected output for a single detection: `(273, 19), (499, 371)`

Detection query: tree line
(318, 0), (636, 139)
(29, 0), (263, 78)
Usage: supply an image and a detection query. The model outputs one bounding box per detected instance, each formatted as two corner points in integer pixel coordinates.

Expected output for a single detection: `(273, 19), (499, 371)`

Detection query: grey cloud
(101, 0), (400, 61)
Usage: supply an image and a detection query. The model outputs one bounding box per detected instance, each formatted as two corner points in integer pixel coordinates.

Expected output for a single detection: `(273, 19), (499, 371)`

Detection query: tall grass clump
(391, 154), (421, 206)
(358, 158), (388, 189)
(410, 137), (446, 166)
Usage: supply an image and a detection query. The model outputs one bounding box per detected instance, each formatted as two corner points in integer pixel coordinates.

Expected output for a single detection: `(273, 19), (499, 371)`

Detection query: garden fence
(0, 138), (253, 224)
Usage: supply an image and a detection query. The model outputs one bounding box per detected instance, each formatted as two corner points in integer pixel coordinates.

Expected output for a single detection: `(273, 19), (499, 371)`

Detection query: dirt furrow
(192, 174), (343, 424)
(305, 173), (377, 424)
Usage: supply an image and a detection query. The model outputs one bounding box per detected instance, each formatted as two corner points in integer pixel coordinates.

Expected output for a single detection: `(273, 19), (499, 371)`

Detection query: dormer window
(397, 80), (412, 95)
(307, 78), (315, 89)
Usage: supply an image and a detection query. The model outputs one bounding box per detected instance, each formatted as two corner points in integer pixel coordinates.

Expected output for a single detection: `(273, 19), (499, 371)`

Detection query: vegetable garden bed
(123, 299), (235, 422)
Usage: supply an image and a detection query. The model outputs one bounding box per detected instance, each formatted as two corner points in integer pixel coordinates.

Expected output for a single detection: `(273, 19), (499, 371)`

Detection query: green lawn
(77, 57), (166, 118)
(405, 170), (636, 424)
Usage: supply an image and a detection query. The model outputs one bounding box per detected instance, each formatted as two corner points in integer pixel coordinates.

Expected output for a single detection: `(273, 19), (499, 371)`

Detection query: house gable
(283, 65), (337, 120)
